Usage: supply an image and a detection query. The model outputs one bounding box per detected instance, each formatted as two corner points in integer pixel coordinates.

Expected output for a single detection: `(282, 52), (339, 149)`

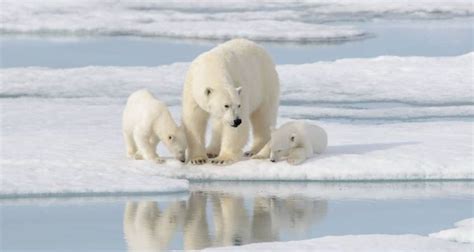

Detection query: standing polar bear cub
(123, 89), (187, 163)
(254, 121), (328, 165)
(182, 39), (280, 165)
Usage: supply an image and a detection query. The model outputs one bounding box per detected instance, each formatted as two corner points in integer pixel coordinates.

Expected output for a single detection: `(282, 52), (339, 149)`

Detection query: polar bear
(122, 89), (187, 163)
(182, 39), (280, 165)
(253, 121), (327, 165)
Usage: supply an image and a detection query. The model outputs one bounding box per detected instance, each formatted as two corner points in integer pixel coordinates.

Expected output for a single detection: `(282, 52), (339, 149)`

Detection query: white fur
(254, 121), (328, 165)
(122, 89), (187, 163)
(182, 38), (280, 165)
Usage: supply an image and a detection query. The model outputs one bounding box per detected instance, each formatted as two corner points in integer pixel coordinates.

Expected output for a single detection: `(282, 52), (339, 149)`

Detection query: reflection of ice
(123, 192), (328, 250)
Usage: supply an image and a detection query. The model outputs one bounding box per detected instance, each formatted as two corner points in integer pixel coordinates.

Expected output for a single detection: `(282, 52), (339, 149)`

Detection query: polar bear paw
(287, 157), (305, 165)
(251, 154), (267, 160)
(210, 156), (237, 165)
(190, 157), (207, 165)
(207, 153), (218, 159)
(244, 151), (256, 157)
(153, 157), (166, 164)
(133, 152), (144, 160)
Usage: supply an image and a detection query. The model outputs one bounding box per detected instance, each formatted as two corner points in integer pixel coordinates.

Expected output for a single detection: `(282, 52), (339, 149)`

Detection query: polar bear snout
(231, 118), (242, 127)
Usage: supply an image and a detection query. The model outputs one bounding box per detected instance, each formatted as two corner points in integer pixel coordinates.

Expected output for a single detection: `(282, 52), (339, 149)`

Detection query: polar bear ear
(236, 87), (243, 95)
(205, 88), (213, 97)
(290, 133), (297, 142)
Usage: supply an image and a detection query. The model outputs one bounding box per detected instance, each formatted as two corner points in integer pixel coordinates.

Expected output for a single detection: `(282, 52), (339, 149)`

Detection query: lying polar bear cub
(253, 121), (327, 165)
(122, 89), (187, 163)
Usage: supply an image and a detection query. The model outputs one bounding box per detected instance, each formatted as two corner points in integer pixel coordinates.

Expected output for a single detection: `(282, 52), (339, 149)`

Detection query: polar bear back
(280, 121), (328, 154)
(123, 89), (170, 133)
(302, 123), (328, 154)
(188, 38), (279, 114)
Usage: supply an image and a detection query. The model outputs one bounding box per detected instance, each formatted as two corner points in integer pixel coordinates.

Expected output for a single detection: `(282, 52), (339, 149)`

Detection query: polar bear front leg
(183, 102), (209, 165)
(211, 118), (249, 165)
(287, 147), (307, 165)
(206, 119), (222, 159)
(134, 130), (165, 164)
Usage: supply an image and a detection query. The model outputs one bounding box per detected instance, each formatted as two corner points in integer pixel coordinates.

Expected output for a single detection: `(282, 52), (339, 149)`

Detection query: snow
(2, 0), (472, 42)
(430, 218), (474, 243)
(152, 120), (473, 181)
(204, 234), (472, 251)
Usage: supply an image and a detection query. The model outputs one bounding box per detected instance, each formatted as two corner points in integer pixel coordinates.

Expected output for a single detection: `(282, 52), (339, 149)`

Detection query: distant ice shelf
(2, 53), (472, 121)
(1, 0), (472, 42)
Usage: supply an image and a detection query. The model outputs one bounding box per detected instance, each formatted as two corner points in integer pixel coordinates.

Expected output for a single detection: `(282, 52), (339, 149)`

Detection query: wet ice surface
(1, 182), (472, 251)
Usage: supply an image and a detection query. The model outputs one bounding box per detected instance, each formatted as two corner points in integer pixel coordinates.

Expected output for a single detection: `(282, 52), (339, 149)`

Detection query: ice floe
(204, 234), (472, 251)
(430, 218), (474, 243)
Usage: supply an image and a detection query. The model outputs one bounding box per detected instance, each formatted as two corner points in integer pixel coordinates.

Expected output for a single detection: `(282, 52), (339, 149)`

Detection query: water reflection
(123, 191), (327, 251)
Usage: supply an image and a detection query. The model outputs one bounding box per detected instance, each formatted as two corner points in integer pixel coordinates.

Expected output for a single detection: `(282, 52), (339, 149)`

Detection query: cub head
(204, 86), (243, 128)
(163, 126), (187, 163)
(269, 128), (298, 162)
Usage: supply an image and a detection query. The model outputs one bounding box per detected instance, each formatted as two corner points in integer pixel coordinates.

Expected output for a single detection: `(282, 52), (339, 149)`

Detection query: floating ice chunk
(204, 234), (472, 251)
(429, 218), (474, 243)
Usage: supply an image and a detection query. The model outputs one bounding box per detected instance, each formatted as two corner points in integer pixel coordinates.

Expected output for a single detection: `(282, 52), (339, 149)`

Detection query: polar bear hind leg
(133, 129), (164, 163)
(287, 147), (307, 165)
(246, 104), (275, 157)
(123, 130), (139, 159)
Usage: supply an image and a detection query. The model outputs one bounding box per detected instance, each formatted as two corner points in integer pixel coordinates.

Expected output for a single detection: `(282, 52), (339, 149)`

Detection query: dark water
(1, 182), (473, 251)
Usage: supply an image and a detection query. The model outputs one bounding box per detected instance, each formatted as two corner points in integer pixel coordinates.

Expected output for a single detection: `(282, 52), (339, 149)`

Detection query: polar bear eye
(224, 104), (230, 109)
(238, 105), (241, 108)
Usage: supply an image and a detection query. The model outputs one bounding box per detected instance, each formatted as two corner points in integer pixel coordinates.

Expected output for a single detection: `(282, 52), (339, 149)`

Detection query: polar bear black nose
(232, 118), (242, 127)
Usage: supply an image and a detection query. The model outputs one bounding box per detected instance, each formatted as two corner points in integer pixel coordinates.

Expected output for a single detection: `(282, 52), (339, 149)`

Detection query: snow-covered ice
(2, 53), (472, 120)
(430, 218), (474, 243)
(1, 53), (472, 196)
(204, 234), (472, 251)
(153, 120), (473, 181)
(1, 0), (472, 42)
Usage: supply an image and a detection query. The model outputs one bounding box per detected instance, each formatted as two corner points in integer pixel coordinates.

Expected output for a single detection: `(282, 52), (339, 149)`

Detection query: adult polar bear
(182, 39), (280, 165)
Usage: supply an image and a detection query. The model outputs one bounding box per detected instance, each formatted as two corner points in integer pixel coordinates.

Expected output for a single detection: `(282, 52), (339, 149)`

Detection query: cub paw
(153, 157), (166, 164)
(287, 158), (304, 165)
(133, 153), (143, 160)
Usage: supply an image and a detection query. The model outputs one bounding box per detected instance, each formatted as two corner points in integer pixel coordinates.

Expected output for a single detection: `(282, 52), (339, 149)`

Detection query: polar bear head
(205, 86), (243, 128)
(163, 126), (187, 163)
(269, 128), (298, 162)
